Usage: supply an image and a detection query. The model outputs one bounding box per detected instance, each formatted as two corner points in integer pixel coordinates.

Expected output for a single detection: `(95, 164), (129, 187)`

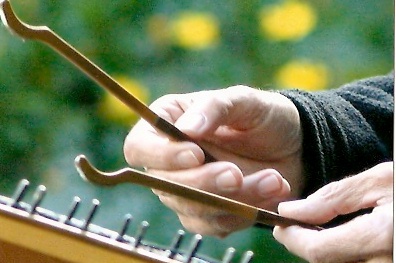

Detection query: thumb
(174, 86), (270, 138)
(173, 90), (225, 138)
(278, 162), (393, 224)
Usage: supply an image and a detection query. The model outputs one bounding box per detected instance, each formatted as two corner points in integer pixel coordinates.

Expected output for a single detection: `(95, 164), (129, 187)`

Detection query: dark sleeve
(278, 72), (394, 197)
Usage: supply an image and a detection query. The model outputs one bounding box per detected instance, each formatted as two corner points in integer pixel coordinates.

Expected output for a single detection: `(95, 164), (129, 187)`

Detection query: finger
(156, 189), (250, 237)
(234, 169), (290, 207)
(277, 162), (393, 224)
(153, 167), (291, 236)
(149, 162), (243, 194)
(174, 86), (267, 138)
(158, 192), (254, 237)
(153, 168), (289, 213)
(124, 119), (206, 169)
(365, 255), (393, 263)
(250, 178), (292, 212)
(124, 93), (209, 169)
(177, 213), (228, 236)
(177, 212), (251, 237)
(150, 164), (290, 205)
(273, 205), (393, 263)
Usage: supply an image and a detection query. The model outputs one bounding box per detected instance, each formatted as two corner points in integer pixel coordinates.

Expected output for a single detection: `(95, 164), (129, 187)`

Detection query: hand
(273, 162), (393, 263)
(124, 86), (303, 236)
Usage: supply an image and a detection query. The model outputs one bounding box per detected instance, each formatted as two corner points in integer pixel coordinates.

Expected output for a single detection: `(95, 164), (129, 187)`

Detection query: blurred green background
(0, 0), (393, 262)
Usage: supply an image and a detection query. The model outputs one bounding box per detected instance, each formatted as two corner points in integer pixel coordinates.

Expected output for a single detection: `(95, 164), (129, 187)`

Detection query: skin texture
(123, 85), (393, 262)
(124, 85), (303, 236)
(273, 162), (393, 263)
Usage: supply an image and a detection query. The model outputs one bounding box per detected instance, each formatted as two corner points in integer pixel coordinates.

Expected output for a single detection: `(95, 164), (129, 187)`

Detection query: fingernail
(216, 170), (239, 192)
(258, 174), (282, 197)
(277, 201), (300, 216)
(277, 202), (292, 214)
(176, 113), (206, 132)
(176, 150), (200, 168)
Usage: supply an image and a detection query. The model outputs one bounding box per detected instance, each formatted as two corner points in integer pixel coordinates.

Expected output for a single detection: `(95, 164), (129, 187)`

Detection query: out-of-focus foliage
(0, 0), (393, 262)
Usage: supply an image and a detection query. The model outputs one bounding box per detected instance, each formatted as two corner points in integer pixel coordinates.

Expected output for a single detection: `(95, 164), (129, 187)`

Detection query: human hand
(124, 86), (302, 236)
(273, 162), (393, 263)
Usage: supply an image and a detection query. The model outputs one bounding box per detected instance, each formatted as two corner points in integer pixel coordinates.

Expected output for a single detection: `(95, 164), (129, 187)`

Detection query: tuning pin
(239, 251), (254, 263)
(134, 221), (149, 248)
(82, 199), (100, 231)
(10, 179), (30, 208)
(116, 214), (133, 242)
(166, 229), (185, 259)
(29, 185), (46, 214)
(64, 196), (81, 225)
(221, 247), (236, 263)
(183, 234), (202, 263)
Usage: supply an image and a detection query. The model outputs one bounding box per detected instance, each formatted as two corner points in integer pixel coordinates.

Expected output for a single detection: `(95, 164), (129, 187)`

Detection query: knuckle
(226, 85), (253, 93)
(308, 181), (348, 217)
(315, 181), (340, 201)
(206, 95), (231, 115)
(151, 94), (176, 105)
(225, 85), (256, 103)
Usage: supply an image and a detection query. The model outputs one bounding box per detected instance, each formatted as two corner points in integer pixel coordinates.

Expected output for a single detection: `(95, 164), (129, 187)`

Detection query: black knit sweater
(279, 72), (394, 197)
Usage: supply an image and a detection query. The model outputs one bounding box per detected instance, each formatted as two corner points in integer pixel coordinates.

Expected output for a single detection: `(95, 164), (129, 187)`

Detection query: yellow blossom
(169, 11), (219, 50)
(275, 60), (329, 90)
(259, 0), (317, 41)
(99, 75), (150, 125)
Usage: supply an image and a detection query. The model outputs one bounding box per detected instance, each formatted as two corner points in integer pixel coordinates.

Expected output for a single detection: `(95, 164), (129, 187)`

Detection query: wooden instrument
(0, 179), (254, 263)
(0, 0), (321, 231)
(0, 1), (321, 261)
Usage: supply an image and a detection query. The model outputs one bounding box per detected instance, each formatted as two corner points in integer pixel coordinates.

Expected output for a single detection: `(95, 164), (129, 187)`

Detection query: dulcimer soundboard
(0, 179), (254, 263)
